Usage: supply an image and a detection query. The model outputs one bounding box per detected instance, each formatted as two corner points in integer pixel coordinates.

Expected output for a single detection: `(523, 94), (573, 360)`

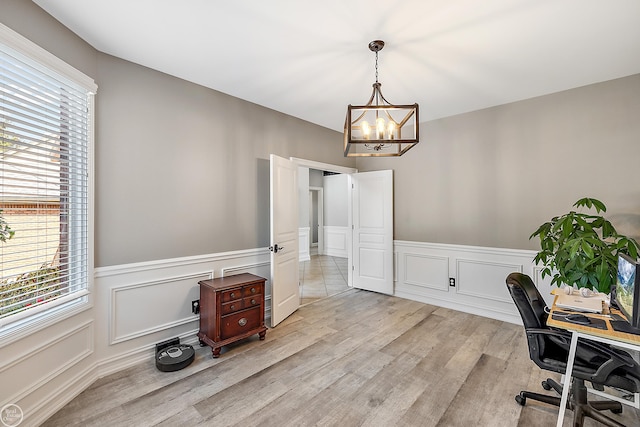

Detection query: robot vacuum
(155, 338), (195, 372)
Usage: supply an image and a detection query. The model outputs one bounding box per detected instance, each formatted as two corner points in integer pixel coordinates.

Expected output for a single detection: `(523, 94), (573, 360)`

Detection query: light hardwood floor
(42, 289), (640, 426)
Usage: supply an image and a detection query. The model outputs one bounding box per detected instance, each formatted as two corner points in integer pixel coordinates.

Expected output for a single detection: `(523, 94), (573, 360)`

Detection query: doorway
(292, 158), (356, 306)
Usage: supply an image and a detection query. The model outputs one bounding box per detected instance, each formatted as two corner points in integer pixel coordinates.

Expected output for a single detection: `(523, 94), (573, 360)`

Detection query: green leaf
(590, 217), (603, 230)
(574, 198), (606, 213)
(575, 216), (590, 230)
(628, 242), (639, 259)
(581, 240), (594, 257)
(591, 198), (607, 213)
(574, 198), (591, 209)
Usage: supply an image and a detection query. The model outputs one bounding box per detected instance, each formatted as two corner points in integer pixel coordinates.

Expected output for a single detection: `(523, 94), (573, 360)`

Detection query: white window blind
(0, 24), (96, 330)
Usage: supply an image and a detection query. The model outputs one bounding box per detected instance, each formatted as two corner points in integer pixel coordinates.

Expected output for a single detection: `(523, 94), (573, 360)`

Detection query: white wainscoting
(323, 226), (349, 258)
(96, 248), (272, 357)
(0, 320), (94, 410)
(393, 241), (552, 324)
(110, 272), (212, 344)
(299, 227), (310, 262)
(12, 247), (272, 427)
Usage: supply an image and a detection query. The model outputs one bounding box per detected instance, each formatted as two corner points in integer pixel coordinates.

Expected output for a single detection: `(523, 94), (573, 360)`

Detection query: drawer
(221, 300), (243, 315)
(243, 284), (262, 297)
(221, 287), (243, 303)
(220, 307), (261, 341)
(243, 295), (261, 308)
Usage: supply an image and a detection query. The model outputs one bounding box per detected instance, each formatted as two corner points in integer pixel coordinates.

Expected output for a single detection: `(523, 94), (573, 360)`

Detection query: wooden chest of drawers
(197, 273), (267, 358)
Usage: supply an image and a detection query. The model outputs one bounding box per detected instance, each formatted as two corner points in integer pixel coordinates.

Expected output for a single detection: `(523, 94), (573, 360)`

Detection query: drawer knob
(250, 287), (256, 294)
(230, 292), (236, 298)
(230, 304), (235, 310)
(238, 318), (247, 327)
(251, 299), (256, 305)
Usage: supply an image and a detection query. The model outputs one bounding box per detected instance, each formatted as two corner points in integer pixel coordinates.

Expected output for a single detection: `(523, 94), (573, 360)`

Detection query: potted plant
(530, 197), (640, 295)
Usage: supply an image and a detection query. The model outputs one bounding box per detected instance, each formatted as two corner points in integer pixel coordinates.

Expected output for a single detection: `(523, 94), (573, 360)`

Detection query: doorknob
(269, 244), (284, 253)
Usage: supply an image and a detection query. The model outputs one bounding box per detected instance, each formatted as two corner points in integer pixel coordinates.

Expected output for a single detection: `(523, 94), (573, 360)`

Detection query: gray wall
(94, 55), (352, 266)
(357, 74), (640, 250)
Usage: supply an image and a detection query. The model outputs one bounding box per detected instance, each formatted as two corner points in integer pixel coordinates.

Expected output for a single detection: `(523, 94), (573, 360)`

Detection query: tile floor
(299, 249), (350, 305)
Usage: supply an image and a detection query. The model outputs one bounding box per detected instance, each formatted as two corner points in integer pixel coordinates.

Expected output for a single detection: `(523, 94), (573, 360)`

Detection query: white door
(352, 170), (393, 294)
(270, 154), (300, 327)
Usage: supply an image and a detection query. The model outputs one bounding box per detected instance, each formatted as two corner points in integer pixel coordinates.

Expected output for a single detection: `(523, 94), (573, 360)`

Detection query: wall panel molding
(402, 253), (449, 291)
(221, 261), (270, 277)
(324, 226), (348, 258)
(394, 240), (537, 324)
(110, 272), (211, 344)
(455, 258), (523, 303)
(299, 227), (310, 262)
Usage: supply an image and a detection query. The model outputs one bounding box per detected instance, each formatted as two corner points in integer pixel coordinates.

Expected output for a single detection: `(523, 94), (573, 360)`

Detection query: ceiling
(34, 0), (640, 132)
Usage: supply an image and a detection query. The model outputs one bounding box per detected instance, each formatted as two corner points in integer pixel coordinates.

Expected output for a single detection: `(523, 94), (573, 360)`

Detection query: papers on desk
(554, 293), (605, 313)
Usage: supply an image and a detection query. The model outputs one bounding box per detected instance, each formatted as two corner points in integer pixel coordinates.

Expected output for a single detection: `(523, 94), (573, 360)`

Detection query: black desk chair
(506, 272), (640, 427)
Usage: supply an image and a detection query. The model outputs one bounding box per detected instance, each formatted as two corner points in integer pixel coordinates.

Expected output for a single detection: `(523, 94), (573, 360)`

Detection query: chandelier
(344, 40), (419, 157)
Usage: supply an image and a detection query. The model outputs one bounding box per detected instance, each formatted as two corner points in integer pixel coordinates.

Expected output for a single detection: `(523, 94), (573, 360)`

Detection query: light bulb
(376, 117), (385, 139)
(387, 122), (396, 140)
(361, 121), (370, 139)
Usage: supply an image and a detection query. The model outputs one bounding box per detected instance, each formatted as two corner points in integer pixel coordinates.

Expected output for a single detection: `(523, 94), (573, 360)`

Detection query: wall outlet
(191, 299), (200, 314)
(449, 278), (456, 287)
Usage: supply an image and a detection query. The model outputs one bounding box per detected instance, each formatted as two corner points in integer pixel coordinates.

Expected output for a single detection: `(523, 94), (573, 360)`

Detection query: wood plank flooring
(42, 289), (640, 426)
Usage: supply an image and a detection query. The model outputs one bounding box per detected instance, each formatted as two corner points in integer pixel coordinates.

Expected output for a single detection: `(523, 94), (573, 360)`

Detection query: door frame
(309, 186), (323, 255)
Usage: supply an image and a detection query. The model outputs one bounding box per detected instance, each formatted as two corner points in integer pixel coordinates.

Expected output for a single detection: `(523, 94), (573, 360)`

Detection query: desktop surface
(547, 296), (640, 345)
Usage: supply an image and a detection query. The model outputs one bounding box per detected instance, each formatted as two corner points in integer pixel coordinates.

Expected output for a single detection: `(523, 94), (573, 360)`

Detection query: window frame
(0, 23), (96, 345)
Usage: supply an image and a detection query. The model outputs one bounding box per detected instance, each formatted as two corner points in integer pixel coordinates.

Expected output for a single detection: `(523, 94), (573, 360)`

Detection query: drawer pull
(230, 292), (236, 298)
(230, 304), (235, 310)
(251, 299), (256, 305)
(250, 287), (256, 294)
(238, 318), (247, 327)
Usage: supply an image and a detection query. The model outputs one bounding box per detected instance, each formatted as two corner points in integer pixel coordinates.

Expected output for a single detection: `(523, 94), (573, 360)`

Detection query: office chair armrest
(577, 338), (636, 367)
(525, 327), (572, 343)
(574, 339), (637, 383)
(527, 327), (636, 384)
(526, 328), (636, 367)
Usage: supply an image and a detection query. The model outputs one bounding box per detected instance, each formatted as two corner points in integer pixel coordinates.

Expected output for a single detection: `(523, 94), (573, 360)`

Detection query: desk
(547, 298), (640, 427)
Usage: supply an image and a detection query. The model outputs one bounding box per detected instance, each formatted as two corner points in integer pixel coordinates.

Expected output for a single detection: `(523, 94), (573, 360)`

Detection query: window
(0, 23), (96, 334)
